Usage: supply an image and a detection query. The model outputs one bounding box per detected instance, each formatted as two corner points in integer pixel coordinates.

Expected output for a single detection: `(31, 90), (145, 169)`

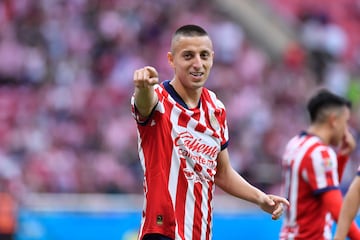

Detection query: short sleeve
(304, 146), (339, 193)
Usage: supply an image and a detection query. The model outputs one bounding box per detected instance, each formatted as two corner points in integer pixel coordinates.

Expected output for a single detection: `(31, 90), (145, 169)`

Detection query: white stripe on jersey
(156, 86), (166, 114)
(310, 146), (339, 189)
(168, 102), (182, 240)
(169, 105), (180, 208)
(324, 212), (333, 239)
(137, 134), (146, 238)
(201, 185), (211, 240)
(168, 148), (179, 206)
(184, 184), (194, 240)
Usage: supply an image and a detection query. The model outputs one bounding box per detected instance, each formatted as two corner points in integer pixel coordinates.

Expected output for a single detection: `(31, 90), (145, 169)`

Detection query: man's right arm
(133, 66), (159, 118)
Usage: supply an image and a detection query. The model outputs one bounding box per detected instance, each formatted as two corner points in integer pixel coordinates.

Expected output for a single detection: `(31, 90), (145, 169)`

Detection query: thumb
(260, 194), (275, 208)
(266, 196), (275, 206)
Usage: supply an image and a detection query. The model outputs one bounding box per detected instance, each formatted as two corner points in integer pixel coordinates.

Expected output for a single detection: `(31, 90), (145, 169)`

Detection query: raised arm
(337, 128), (356, 181)
(133, 66), (159, 118)
(215, 149), (289, 220)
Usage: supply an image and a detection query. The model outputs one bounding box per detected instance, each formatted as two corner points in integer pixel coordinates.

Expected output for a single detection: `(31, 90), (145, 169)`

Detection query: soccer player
(131, 24), (289, 240)
(0, 178), (17, 240)
(280, 89), (360, 240)
(334, 167), (360, 240)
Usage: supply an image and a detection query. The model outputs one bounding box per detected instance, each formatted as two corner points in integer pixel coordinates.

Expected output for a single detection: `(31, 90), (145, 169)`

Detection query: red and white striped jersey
(131, 80), (229, 240)
(280, 131), (340, 240)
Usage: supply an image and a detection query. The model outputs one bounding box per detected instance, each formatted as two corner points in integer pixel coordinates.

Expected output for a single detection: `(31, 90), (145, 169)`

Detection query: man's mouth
(190, 72), (204, 77)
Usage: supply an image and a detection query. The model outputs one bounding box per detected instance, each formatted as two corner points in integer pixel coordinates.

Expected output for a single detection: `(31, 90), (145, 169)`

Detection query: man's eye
(201, 52), (210, 59)
(184, 54), (192, 59)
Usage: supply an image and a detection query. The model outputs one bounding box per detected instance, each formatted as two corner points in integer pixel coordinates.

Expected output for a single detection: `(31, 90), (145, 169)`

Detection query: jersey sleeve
(219, 105), (229, 150)
(131, 85), (162, 125)
(304, 146), (339, 194)
(214, 98), (229, 150)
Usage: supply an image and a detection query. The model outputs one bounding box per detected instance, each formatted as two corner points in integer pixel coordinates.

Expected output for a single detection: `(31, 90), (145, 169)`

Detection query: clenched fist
(133, 66), (159, 118)
(133, 66), (159, 88)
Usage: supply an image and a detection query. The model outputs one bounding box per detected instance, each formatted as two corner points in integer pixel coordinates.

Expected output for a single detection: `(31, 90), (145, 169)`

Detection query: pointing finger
(145, 66), (158, 78)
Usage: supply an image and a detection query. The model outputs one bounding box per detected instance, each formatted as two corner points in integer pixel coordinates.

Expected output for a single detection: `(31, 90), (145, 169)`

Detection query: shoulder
(310, 144), (336, 158)
(202, 88), (226, 109)
(305, 144), (337, 171)
(155, 82), (165, 93)
(285, 133), (320, 153)
(153, 82), (170, 101)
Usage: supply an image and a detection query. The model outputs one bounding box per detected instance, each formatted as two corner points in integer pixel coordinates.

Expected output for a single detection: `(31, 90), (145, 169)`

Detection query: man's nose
(192, 55), (202, 68)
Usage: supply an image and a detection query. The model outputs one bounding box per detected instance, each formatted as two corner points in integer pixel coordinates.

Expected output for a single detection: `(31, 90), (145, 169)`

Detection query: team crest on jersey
(210, 113), (220, 131)
(156, 215), (163, 225)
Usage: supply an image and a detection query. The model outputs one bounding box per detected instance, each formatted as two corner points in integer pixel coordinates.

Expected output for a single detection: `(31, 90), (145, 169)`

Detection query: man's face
(167, 35), (214, 90)
(330, 106), (350, 146)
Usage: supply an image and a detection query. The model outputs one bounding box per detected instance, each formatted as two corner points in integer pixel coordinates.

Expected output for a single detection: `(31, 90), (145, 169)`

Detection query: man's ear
(328, 112), (338, 128)
(167, 52), (174, 68)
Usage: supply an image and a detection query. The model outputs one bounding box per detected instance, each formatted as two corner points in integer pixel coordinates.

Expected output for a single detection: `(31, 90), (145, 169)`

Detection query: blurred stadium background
(0, 0), (360, 239)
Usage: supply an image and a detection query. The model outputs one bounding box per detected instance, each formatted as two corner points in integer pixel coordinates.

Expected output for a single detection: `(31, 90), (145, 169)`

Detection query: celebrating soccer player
(131, 24), (289, 240)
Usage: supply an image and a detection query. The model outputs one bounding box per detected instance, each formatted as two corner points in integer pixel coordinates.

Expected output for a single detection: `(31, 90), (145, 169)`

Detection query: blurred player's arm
(337, 128), (356, 182)
(334, 176), (360, 240)
(133, 66), (159, 118)
(215, 149), (289, 220)
(321, 189), (360, 239)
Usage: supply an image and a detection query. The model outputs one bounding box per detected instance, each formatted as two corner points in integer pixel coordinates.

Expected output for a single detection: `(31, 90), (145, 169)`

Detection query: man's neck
(170, 79), (202, 109)
(307, 125), (330, 145)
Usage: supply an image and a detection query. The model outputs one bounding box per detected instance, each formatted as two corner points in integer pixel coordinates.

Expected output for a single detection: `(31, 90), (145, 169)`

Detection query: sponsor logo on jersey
(322, 157), (333, 171)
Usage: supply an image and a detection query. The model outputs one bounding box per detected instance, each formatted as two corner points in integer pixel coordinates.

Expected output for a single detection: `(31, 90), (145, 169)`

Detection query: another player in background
(334, 167), (360, 240)
(0, 178), (18, 240)
(280, 89), (360, 240)
(131, 24), (289, 240)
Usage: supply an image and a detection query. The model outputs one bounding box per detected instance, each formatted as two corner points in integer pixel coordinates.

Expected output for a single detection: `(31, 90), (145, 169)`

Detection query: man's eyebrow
(181, 50), (194, 54)
(201, 50), (210, 53)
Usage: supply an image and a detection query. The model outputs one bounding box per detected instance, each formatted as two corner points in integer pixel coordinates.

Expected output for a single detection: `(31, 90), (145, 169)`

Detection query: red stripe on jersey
(302, 143), (323, 191)
(178, 110), (191, 127)
(195, 123), (207, 133)
(192, 182), (203, 240)
(321, 150), (330, 159)
(205, 182), (213, 240)
(162, 100), (177, 186)
(201, 88), (216, 109)
(175, 157), (188, 240)
(192, 109), (200, 121)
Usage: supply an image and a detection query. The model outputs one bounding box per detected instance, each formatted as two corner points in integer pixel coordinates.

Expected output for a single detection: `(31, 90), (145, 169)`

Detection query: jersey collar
(162, 80), (201, 109)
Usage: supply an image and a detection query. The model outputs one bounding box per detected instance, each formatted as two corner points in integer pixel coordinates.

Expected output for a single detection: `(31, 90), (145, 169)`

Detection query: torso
(132, 81), (228, 240)
(280, 132), (339, 240)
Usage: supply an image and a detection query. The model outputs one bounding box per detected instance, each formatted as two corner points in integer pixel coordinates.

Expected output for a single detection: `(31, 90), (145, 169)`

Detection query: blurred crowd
(0, 0), (359, 202)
